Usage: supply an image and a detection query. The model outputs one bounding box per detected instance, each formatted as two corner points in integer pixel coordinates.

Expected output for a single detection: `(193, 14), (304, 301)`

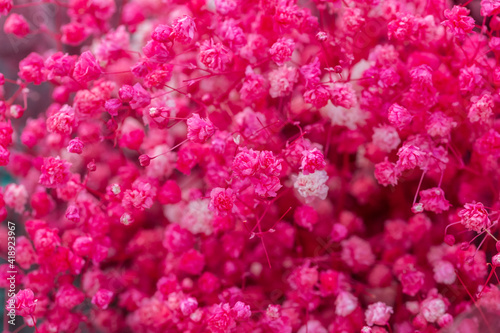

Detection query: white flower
(294, 170), (329, 203)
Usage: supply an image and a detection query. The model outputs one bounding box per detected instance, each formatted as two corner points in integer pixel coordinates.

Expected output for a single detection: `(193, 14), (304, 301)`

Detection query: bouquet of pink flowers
(1, 0), (500, 332)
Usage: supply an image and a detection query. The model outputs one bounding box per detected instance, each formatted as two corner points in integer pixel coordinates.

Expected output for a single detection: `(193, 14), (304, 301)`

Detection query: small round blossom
(269, 65), (298, 98)
(418, 188), (450, 213)
(0, 0), (12, 15)
(457, 202), (492, 232)
(46, 105), (75, 135)
(4, 184), (28, 213)
(341, 236), (376, 273)
(18, 53), (45, 85)
(481, 0), (500, 17)
(303, 85), (331, 108)
(240, 66), (267, 101)
(6, 289), (37, 317)
(180, 297), (198, 316)
(294, 205), (318, 231)
(187, 114), (216, 143)
(199, 40), (231, 71)
(442, 6), (475, 39)
(426, 112), (457, 138)
(171, 15), (196, 43)
(372, 125), (401, 153)
(468, 94), (494, 124)
(68, 138), (84, 154)
(122, 181), (155, 211)
(269, 38), (295, 65)
(433, 260), (456, 285)
(365, 302), (393, 326)
(4, 14), (29, 37)
(397, 145), (427, 171)
(209, 187), (235, 216)
(294, 170), (329, 203)
(374, 158), (400, 187)
(92, 289), (114, 310)
(61, 22), (89, 46)
(335, 291), (358, 317)
(73, 51), (102, 84)
(39, 157), (72, 188)
(300, 148), (326, 175)
(420, 297), (446, 323)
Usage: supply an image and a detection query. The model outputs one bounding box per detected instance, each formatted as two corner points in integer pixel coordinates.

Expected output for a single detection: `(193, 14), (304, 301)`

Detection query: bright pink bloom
(481, 0), (500, 17)
(269, 38), (295, 65)
(6, 289), (37, 317)
(374, 158), (399, 187)
(457, 202), (492, 232)
(300, 148), (326, 175)
(73, 51), (102, 84)
(61, 22), (89, 46)
(18, 53), (45, 85)
(418, 188), (450, 213)
(171, 15), (196, 43)
(187, 114), (216, 143)
(199, 40), (231, 71)
(39, 157), (72, 188)
(46, 105), (75, 135)
(294, 205), (318, 231)
(92, 289), (114, 309)
(443, 6), (475, 38)
(209, 187), (235, 215)
(4, 14), (29, 37)
(0, 0), (12, 15)
(67, 137), (84, 154)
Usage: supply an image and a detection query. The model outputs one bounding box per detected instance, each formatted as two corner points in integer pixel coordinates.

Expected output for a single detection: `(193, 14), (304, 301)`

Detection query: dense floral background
(1, 0), (500, 332)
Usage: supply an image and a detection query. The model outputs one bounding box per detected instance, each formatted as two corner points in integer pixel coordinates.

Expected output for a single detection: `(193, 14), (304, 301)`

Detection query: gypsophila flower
(2, 1), (500, 332)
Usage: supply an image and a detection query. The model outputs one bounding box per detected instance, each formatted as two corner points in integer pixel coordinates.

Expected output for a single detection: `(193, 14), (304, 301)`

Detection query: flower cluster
(1, 0), (500, 332)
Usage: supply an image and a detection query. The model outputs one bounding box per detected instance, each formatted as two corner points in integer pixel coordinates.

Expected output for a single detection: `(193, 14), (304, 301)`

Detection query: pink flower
(335, 291), (358, 317)
(199, 40), (231, 71)
(39, 156), (72, 188)
(269, 65), (298, 98)
(397, 144), (427, 170)
(67, 137), (84, 154)
(45, 52), (75, 79)
(240, 66), (267, 101)
(187, 114), (216, 143)
(269, 38), (295, 65)
(209, 187), (235, 215)
(442, 6), (475, 39)
(6, 289), (37, 317)
(61, 22), (89, 46)
(294, 170), (329, 203)
(481, 0), (500, 17)
(92, 289), (114, 309)
(233, 148), (259, 177)
(73, 51), (102, 84)
(122, 180), (156, 211)
(457, 202), (492, 232)
(374, 158), (400, 187)
(46, 105), (75, 135)
(365, 302), (393, 326)
(418, 188), (450, 213)
(172, 15), (196, 43)
(0, 0), (12, 16)
(4, 13), (29, 37)
(372, 125), (401, 152)
(300, 148), (326, 175)
(18, 53), (45, 85)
